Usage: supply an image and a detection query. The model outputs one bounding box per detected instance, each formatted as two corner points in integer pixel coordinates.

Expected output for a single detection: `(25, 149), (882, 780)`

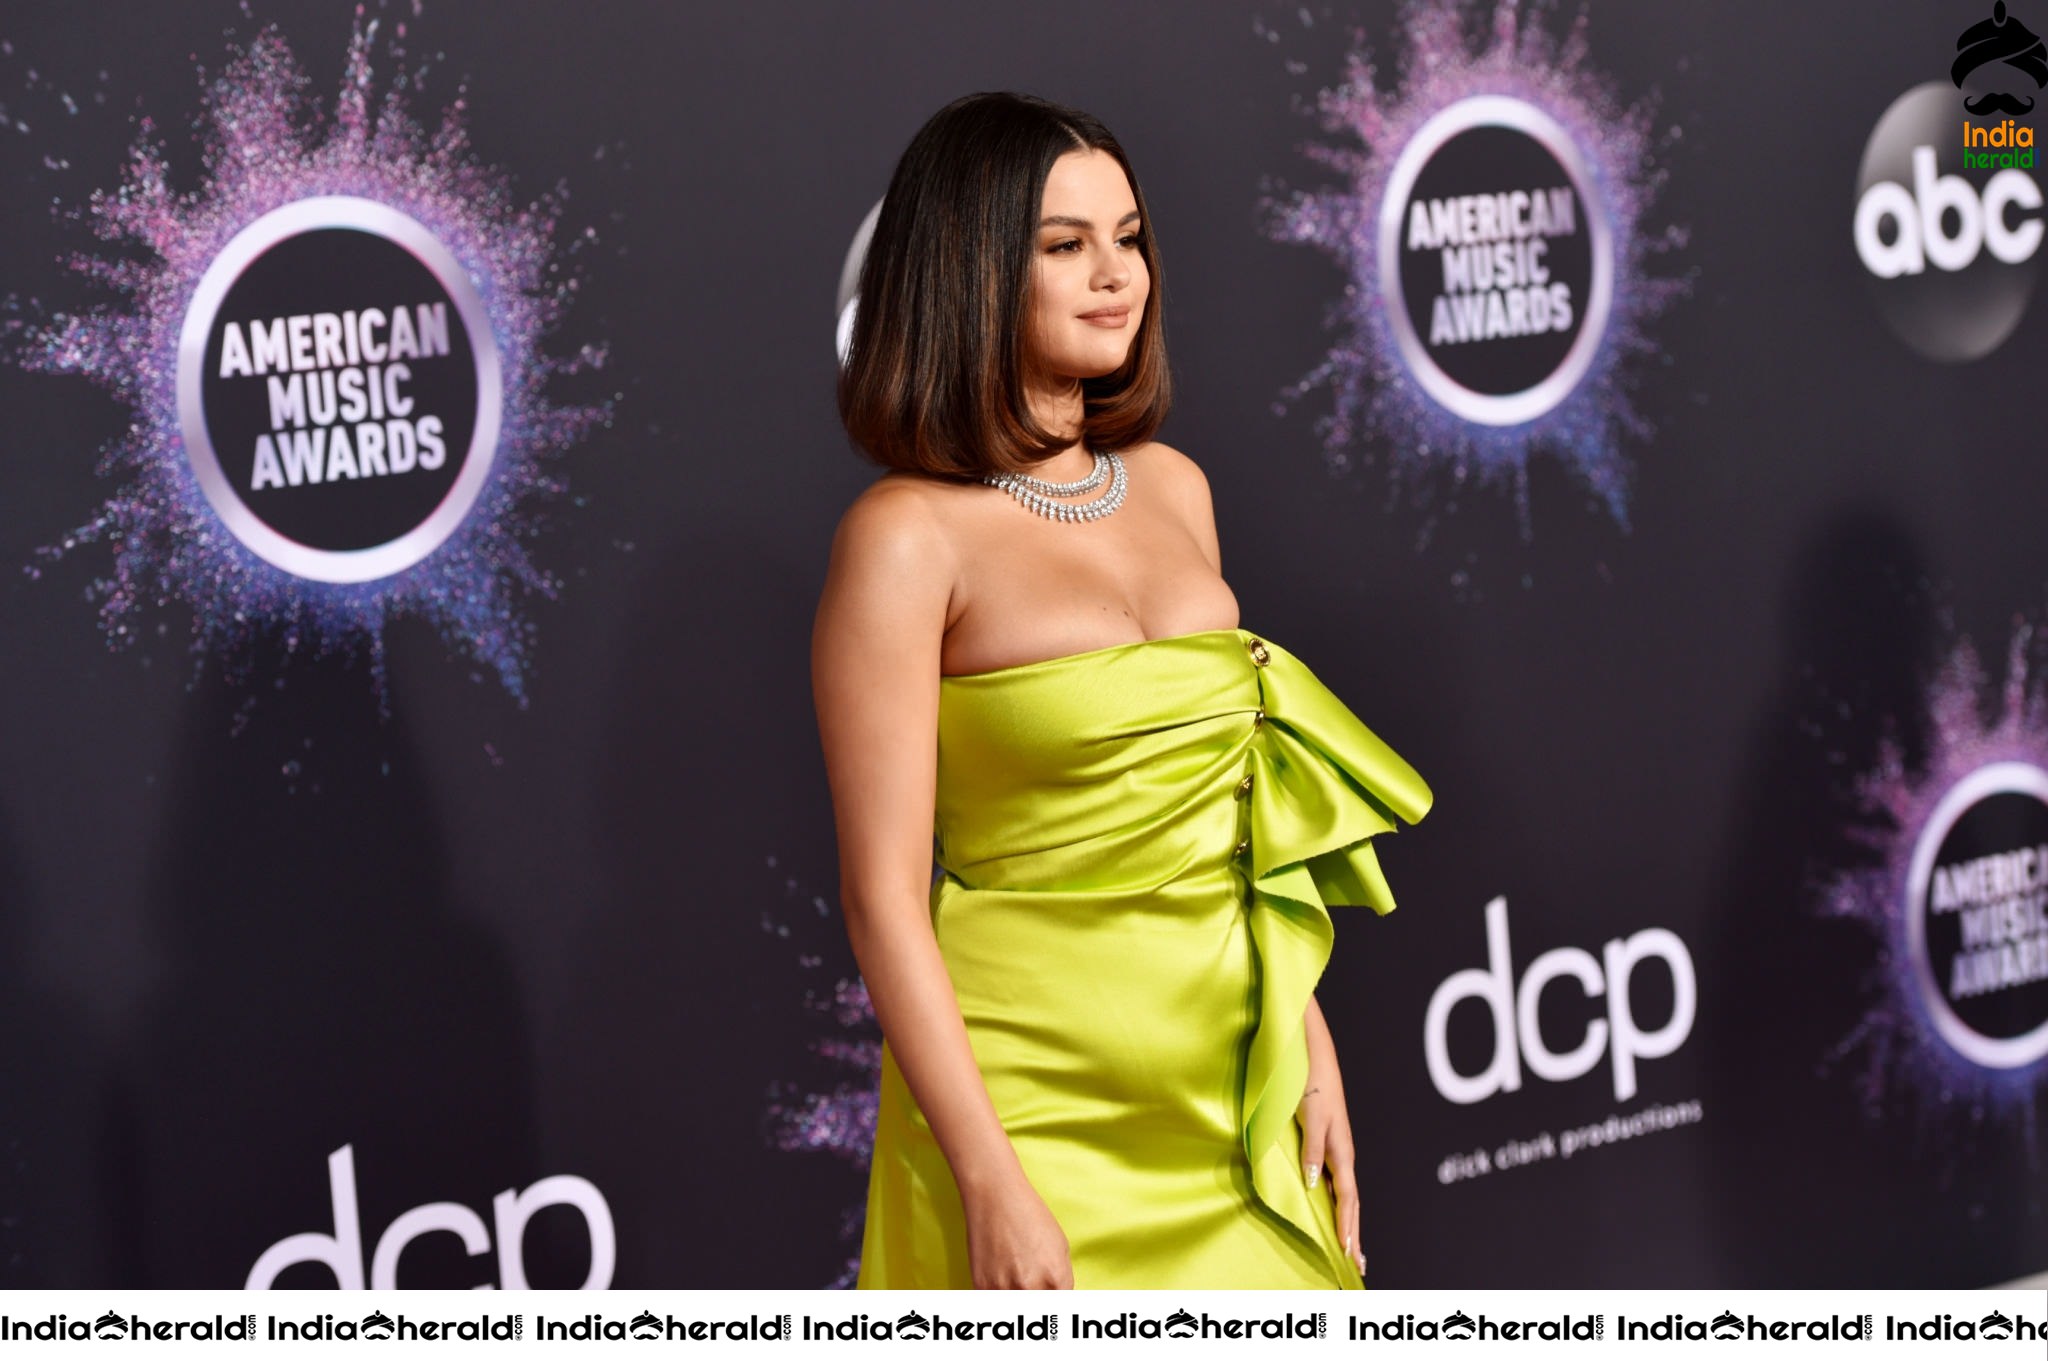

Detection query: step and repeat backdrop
(0, 0), (2043, 1290)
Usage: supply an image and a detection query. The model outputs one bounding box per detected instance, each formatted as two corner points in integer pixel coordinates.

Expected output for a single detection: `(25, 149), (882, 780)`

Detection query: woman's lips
(1077, 307), (1130, 328)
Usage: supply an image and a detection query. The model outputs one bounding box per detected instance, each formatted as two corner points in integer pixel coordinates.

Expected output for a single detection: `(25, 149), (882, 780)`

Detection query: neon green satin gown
(855, 627), (1432, 1289)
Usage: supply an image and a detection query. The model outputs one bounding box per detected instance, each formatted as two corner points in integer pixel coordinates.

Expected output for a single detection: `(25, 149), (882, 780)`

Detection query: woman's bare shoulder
(826, 471), (965, 588)
(1131, 440), (1215, 512)
(1131, 441), (1221, 564)
(1133, 440), (1210, 496)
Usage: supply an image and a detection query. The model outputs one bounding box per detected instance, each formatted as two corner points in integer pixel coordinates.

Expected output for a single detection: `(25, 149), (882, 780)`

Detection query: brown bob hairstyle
(838, 91), (1170, 479)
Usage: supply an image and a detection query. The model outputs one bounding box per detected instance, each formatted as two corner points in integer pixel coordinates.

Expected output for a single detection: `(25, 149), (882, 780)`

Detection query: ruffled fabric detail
(1235, 634), (1432, 1267)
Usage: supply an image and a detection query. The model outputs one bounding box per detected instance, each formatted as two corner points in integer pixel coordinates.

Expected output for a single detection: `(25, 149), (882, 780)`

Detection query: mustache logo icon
(1965, 90), (2038, 114)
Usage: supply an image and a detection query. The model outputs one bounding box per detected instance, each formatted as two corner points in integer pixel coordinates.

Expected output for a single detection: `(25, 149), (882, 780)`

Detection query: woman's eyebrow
(1037, 210), (1143, 229)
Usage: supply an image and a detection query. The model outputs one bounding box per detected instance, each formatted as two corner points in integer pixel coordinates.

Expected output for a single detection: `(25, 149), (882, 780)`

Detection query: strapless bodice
(922, 626), (1431, 1262)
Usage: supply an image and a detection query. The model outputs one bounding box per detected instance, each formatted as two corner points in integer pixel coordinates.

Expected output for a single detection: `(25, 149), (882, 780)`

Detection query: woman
(811, 92), (1431, 1290)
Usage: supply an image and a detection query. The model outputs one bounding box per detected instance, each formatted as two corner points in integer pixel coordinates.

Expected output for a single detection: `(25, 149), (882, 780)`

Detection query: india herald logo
(1954, 1), (2047, 118)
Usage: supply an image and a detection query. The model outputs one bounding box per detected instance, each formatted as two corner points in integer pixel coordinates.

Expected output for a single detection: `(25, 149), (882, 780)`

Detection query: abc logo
(1424, 897), (1697, 1105)
(1855, 148), (2042, 277)
(1853, 82), (2042, 361)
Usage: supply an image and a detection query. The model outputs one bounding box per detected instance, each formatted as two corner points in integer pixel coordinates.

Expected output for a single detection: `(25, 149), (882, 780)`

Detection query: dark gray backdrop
(0, 0), (2042, 1289)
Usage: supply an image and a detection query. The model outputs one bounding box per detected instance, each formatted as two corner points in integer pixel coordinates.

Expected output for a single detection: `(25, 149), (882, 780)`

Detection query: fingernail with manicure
(1305, 1162), (1319, 1187)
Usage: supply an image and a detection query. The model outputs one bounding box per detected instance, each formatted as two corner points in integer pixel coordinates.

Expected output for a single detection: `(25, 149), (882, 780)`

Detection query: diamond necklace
(1005, 454), (1108, 496)
(983, 450), (1128, 522)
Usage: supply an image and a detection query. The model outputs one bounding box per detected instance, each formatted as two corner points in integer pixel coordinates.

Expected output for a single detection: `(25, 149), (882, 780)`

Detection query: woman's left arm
(1300, 993), (1367, 1277)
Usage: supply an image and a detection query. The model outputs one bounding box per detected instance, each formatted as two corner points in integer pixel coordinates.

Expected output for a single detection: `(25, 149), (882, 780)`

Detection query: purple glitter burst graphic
(1262, 0), (1688, 530)
(758, 853), (880, 1288)
(6, 10), (611, 704)
(1819, 624), (2047, 1151)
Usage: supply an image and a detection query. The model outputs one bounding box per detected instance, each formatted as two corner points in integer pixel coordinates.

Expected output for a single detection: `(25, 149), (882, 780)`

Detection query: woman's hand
(961, 1169), (1074, 1289)
(1300, 996), (1367, 1279)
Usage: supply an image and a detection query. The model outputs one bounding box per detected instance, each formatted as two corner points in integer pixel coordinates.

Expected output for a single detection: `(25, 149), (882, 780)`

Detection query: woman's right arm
(810, 483), (1072, 1290)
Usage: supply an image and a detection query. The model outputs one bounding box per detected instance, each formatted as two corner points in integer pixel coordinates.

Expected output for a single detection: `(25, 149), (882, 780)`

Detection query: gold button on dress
(856, 628), (1431, 1289)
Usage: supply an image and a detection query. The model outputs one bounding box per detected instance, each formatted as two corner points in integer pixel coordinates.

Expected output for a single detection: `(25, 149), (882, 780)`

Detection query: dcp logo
(247, 1144), (614, 1289)
(1424, 896), (1697, 1105)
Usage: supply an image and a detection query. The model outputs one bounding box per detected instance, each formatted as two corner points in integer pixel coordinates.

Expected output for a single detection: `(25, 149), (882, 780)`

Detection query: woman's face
(1026, 148), (1149, 383)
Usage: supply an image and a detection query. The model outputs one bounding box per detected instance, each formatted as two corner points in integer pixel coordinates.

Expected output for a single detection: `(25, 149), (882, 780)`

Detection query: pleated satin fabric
(855, 628), (1432, 1289)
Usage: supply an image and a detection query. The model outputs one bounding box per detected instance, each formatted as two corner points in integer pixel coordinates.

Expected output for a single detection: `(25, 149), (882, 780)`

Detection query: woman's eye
(1047, 239), (1082, 253)
(1118, 234), (1143, 249)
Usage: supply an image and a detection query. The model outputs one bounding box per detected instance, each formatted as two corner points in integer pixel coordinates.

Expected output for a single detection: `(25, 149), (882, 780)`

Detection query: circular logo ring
(1905, 760), (2048, 1069)
(1377, 95), (1614, 427)
(177, 196), (503, 584)
(835, 197), (884, 367)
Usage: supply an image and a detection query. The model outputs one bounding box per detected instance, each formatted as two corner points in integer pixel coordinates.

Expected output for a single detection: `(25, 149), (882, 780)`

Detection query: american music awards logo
(1261, 0), (1689, 536)
(7, 12), (612, 703)
(1820, 623), (2048, 1127)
